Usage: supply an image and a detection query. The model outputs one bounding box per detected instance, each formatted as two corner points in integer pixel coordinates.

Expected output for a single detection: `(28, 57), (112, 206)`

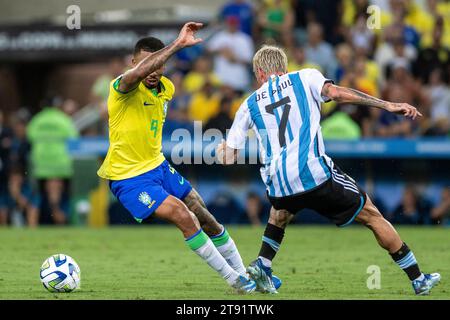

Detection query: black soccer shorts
(267, 165), (367, 227)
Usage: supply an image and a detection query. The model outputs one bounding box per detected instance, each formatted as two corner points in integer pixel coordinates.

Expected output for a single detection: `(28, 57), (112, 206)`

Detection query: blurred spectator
(188, 80), (221, 123)
(207, 190), (244, 224)
(9, 113), (31, 170)
(376, 58), (428, 137)
(349, 13), (376, 55)
(376, 84), (414, 137)
(0, 166), (39, 227)
(305, 0), (343, 44)
(338, 67), (378, 137)
(321, 109), (362, 140)
(220, 0), (255, 36)
(0, 110), (13, 225)
(385, 58), (426, 106)
(304, 22), (338, 78)
(335, 43), (354, 83)
(422, 68), (450, 136)
(424, 0), (450, 48)
(375, 25), (417, 85)
(291, 0), (311, 45)
(205, 96), (234, 134)
(256, 0), (294, 46)
(61, 98), (79, 117)
(182, 56), (221, 94)
(207, 15), (254, 93)
(287, 46), (322, 73)
(91, 57), (125, 104)
(0, 109), (12, 200)
(431, 187), (450, 225)
(403, 0), (435, 48)
(386, 1), (421, 48)
(83, 57), (126, 135)
(242, 191), (270, 226)
(38, 179), (70, 225)
(27, 104), (78, 224)
(413, 16), (450, 85)
(342, 0), (371, 27)
(391, 186), (432, 225)
(164, 71), (191, 131)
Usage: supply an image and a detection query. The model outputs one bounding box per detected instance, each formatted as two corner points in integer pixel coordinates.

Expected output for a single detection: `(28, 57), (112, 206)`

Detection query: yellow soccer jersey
(97, 75), (174, 180)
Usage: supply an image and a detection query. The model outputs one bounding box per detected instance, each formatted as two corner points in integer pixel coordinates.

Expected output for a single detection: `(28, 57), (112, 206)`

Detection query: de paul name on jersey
(256, 79), (293, 102)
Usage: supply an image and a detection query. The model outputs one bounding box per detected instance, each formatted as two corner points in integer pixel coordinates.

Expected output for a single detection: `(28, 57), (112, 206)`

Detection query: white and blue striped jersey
(227, 69), (334, 197)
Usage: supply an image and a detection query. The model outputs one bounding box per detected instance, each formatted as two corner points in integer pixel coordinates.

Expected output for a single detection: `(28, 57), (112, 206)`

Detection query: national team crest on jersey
(138, 192), (156, 209)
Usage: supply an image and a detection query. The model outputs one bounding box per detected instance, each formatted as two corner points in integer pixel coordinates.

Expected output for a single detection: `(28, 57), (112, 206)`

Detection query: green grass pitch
(0, 226), (449, 300)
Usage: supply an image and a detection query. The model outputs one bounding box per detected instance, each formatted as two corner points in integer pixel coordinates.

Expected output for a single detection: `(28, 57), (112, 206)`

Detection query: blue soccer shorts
(109, 160), (192, 222)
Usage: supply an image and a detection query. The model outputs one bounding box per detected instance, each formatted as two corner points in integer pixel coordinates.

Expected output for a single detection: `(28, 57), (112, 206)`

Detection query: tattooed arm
(322, 83), (422, 119)
(118, 22), (203, 92)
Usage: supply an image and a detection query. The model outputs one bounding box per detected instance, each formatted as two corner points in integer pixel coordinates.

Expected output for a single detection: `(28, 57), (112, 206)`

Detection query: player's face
(133, 50), (164, 88)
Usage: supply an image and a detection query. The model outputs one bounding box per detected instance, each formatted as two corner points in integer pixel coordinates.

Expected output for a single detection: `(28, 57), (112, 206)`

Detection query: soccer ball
(40, 254), (81, 293)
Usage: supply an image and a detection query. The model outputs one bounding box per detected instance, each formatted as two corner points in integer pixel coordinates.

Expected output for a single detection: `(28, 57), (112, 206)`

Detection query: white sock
(211, 227), (247, 276)
(258, 256), (272, 268)
(216, 238), (247, 275)
(414, 273), (425, 282)
(192, 237), (240, 285)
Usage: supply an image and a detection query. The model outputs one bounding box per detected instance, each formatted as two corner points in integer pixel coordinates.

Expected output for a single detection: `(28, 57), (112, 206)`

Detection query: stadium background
(0, 0), (449, 228)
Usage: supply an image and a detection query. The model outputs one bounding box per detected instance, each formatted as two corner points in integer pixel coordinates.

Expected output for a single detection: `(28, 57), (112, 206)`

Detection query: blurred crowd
(164, 0), (450, 139)
(1, 0), (449, 227)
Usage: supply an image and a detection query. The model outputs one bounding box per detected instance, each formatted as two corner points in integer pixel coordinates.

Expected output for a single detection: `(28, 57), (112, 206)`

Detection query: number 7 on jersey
(265, 96), (291, 148)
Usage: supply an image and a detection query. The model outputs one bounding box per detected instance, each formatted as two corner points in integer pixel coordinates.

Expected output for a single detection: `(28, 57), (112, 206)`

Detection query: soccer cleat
(231, 275), (257, 294)
(412, 273), (441, 295)
(272, 274), (282, 290)
(254, 274), (282, 293)
(247, 258), (278, 294)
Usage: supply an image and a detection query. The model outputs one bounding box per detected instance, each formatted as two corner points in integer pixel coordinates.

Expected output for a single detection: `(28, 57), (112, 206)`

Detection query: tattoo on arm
(120, 42), (180, 92)
(344, 88), (388, 109)
(324, 84), (389, 110)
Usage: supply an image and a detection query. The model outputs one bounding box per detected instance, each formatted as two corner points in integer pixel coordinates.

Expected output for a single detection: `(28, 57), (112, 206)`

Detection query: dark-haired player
(97, 22), (256, 293)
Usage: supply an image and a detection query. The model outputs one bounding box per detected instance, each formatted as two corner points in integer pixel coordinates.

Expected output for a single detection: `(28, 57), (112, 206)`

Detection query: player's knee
(172, 206), (196, 228)
(268, 209), (292, 228)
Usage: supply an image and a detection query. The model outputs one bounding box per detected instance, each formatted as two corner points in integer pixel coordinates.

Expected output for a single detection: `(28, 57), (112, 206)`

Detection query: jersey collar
(147, 80), (166, 97)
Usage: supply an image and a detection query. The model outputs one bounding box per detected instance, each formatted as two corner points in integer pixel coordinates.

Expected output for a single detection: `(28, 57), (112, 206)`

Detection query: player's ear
(256, 68), (265, 83)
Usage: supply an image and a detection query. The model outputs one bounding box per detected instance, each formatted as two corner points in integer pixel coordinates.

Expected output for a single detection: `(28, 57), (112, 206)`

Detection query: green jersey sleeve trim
(112, 76), (139, 94)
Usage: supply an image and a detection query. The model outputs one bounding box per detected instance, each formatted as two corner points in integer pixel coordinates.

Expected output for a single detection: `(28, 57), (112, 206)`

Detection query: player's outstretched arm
(118, 22), (203, 92)
(322, 83), (422, 119)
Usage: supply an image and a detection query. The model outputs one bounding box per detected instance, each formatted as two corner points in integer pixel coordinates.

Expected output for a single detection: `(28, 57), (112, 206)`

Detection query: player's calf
(183, 189), (247, 276)
(155, 196), (253, 293)
(356, 197), (441, 295)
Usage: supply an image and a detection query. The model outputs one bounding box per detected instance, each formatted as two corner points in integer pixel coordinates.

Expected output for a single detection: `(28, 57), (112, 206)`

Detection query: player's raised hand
(175, 22), (203, 48)
(386, 102), (422, 120)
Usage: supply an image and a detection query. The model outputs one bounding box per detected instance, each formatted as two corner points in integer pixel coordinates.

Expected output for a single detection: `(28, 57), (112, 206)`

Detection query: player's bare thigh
(182, 188), (222, 235)
(154, 195), (199, 237)
(354, 195), (384, 225)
